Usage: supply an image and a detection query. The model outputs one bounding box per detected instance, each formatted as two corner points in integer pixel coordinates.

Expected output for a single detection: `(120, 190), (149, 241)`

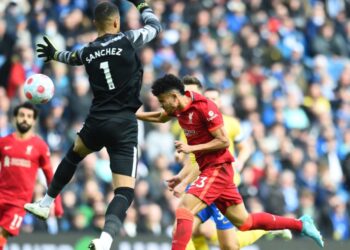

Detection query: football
(23, 73), (55, 104)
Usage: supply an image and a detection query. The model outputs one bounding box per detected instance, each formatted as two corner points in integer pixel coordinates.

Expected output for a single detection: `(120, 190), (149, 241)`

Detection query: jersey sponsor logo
(86, 48), (123, 64)
(4, 157), (31, 168)
(101, 35), (124, 46)
(184, 129), (196, 137)
(207, 110), (218, 121)
(4, 146), (12, 150)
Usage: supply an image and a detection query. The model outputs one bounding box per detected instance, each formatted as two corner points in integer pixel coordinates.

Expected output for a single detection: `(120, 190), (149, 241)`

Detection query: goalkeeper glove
(128, 0), (149, 12)
(36, 36), (58, 62)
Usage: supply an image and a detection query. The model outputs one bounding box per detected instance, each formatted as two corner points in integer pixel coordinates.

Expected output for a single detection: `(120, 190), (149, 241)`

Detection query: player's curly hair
(13, 102), (39, 120)
(152, 74), (185, 96)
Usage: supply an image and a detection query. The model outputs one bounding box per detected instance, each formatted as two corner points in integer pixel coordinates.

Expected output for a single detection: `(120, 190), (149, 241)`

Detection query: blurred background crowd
(1, 0), (350, 241)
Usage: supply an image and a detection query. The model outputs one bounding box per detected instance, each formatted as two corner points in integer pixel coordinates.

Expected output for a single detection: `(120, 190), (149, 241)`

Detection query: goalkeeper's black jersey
(80, 33), (144, 117)
(55, 8), (161, 118)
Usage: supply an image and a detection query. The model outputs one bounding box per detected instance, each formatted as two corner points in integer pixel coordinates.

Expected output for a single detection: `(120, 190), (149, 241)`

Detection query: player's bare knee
(191, 225), (201, 237)
(177, 202), (193, 213)
(233, 219), (246, 229)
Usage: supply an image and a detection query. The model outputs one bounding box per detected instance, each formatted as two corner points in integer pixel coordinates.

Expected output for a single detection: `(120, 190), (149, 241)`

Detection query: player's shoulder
(190, 92), (211, 109)
(90, 33), (126, 47)
(31, 134), (48, 147)
(0, 133), (14, 144)
(191, 91), (207, 103)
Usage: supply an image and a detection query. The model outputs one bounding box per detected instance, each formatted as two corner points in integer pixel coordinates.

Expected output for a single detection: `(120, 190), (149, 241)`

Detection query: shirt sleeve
(124, 8), (162, 49)
(39, 141), (51, 170)
(200, 100), (224, 132)
(39, 141), (54, 185)
(54, 47), (85, 66)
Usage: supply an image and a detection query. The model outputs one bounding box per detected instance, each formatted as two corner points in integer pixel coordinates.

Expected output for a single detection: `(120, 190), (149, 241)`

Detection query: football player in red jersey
(0, 102), (63, 250)
(136, 74), (324, 250)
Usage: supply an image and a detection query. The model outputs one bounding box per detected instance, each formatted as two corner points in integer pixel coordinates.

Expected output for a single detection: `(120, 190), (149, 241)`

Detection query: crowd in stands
(0, 0), (350, 241)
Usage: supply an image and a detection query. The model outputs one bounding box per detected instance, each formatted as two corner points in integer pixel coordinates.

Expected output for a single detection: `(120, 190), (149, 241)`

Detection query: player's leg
(207, 203), (289, 249)
(215, 228), (239, 250)
(25, 121), (96, 219)
(0, 204), (26, 250)
(0, 228), (10, 250)
(230, 163), (292, 247)
(90, 115), (138, 250)
(173, 193), (207, 250)
(184, 216), (203, 250)
(175, 164), (229, 250)
(46, 135), (92, 197)
(203, 204), (239, 250)
(235, 230), (267, 248)
(188, 208), (212, 250)
(224, 203), (324, 247)
(91, 173), (136, 250)
(195, 219), (216, 250)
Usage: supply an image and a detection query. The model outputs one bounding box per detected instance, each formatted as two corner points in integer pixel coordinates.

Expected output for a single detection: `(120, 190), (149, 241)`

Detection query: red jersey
(0, 133), (52, 206)
(174, 91), (234, 170)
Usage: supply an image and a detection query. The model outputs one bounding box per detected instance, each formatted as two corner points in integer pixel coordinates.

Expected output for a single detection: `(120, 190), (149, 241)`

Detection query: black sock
(47, 146), (83, 197)
(103, 187), (134, 239)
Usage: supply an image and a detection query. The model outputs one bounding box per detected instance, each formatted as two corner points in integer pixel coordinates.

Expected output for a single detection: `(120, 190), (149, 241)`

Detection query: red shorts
(187, 162), (243, 214)
(0, 202), (26, 236)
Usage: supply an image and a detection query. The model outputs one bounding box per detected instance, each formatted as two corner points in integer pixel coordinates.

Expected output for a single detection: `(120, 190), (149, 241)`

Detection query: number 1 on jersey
(100, 61), (115, 90)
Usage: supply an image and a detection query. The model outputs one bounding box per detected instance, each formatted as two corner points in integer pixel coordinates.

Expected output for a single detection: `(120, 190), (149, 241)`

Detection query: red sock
(0, 235), (7, 250)
(172, 208), (194, 250)
(238, 213), (302, 232)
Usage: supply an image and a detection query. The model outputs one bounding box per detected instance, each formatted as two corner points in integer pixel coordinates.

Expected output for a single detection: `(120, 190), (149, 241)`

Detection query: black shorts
(78, 112), (138, 177)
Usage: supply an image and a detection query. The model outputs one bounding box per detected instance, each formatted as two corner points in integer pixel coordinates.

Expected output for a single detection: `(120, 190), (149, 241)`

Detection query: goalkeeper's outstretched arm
(36, 36), (84, 66)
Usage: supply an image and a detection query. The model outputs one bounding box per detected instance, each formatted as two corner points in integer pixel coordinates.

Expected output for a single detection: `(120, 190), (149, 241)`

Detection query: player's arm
(178, 156), (200, 184)
(175, 126), (230, 154)
(136, 109), (171, 123)
(36, 36), (84, 66)
(235, 139), (251, 172)
(124, 0), (162, 49)
(232, 121), (252, 172)
(167, 155), (200, 197)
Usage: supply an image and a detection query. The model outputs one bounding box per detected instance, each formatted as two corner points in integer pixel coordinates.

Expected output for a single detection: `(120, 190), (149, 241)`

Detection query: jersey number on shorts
(100, 61), (115, 90)
(10, 214), (23, 230)
(192, 176), (208, 188)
